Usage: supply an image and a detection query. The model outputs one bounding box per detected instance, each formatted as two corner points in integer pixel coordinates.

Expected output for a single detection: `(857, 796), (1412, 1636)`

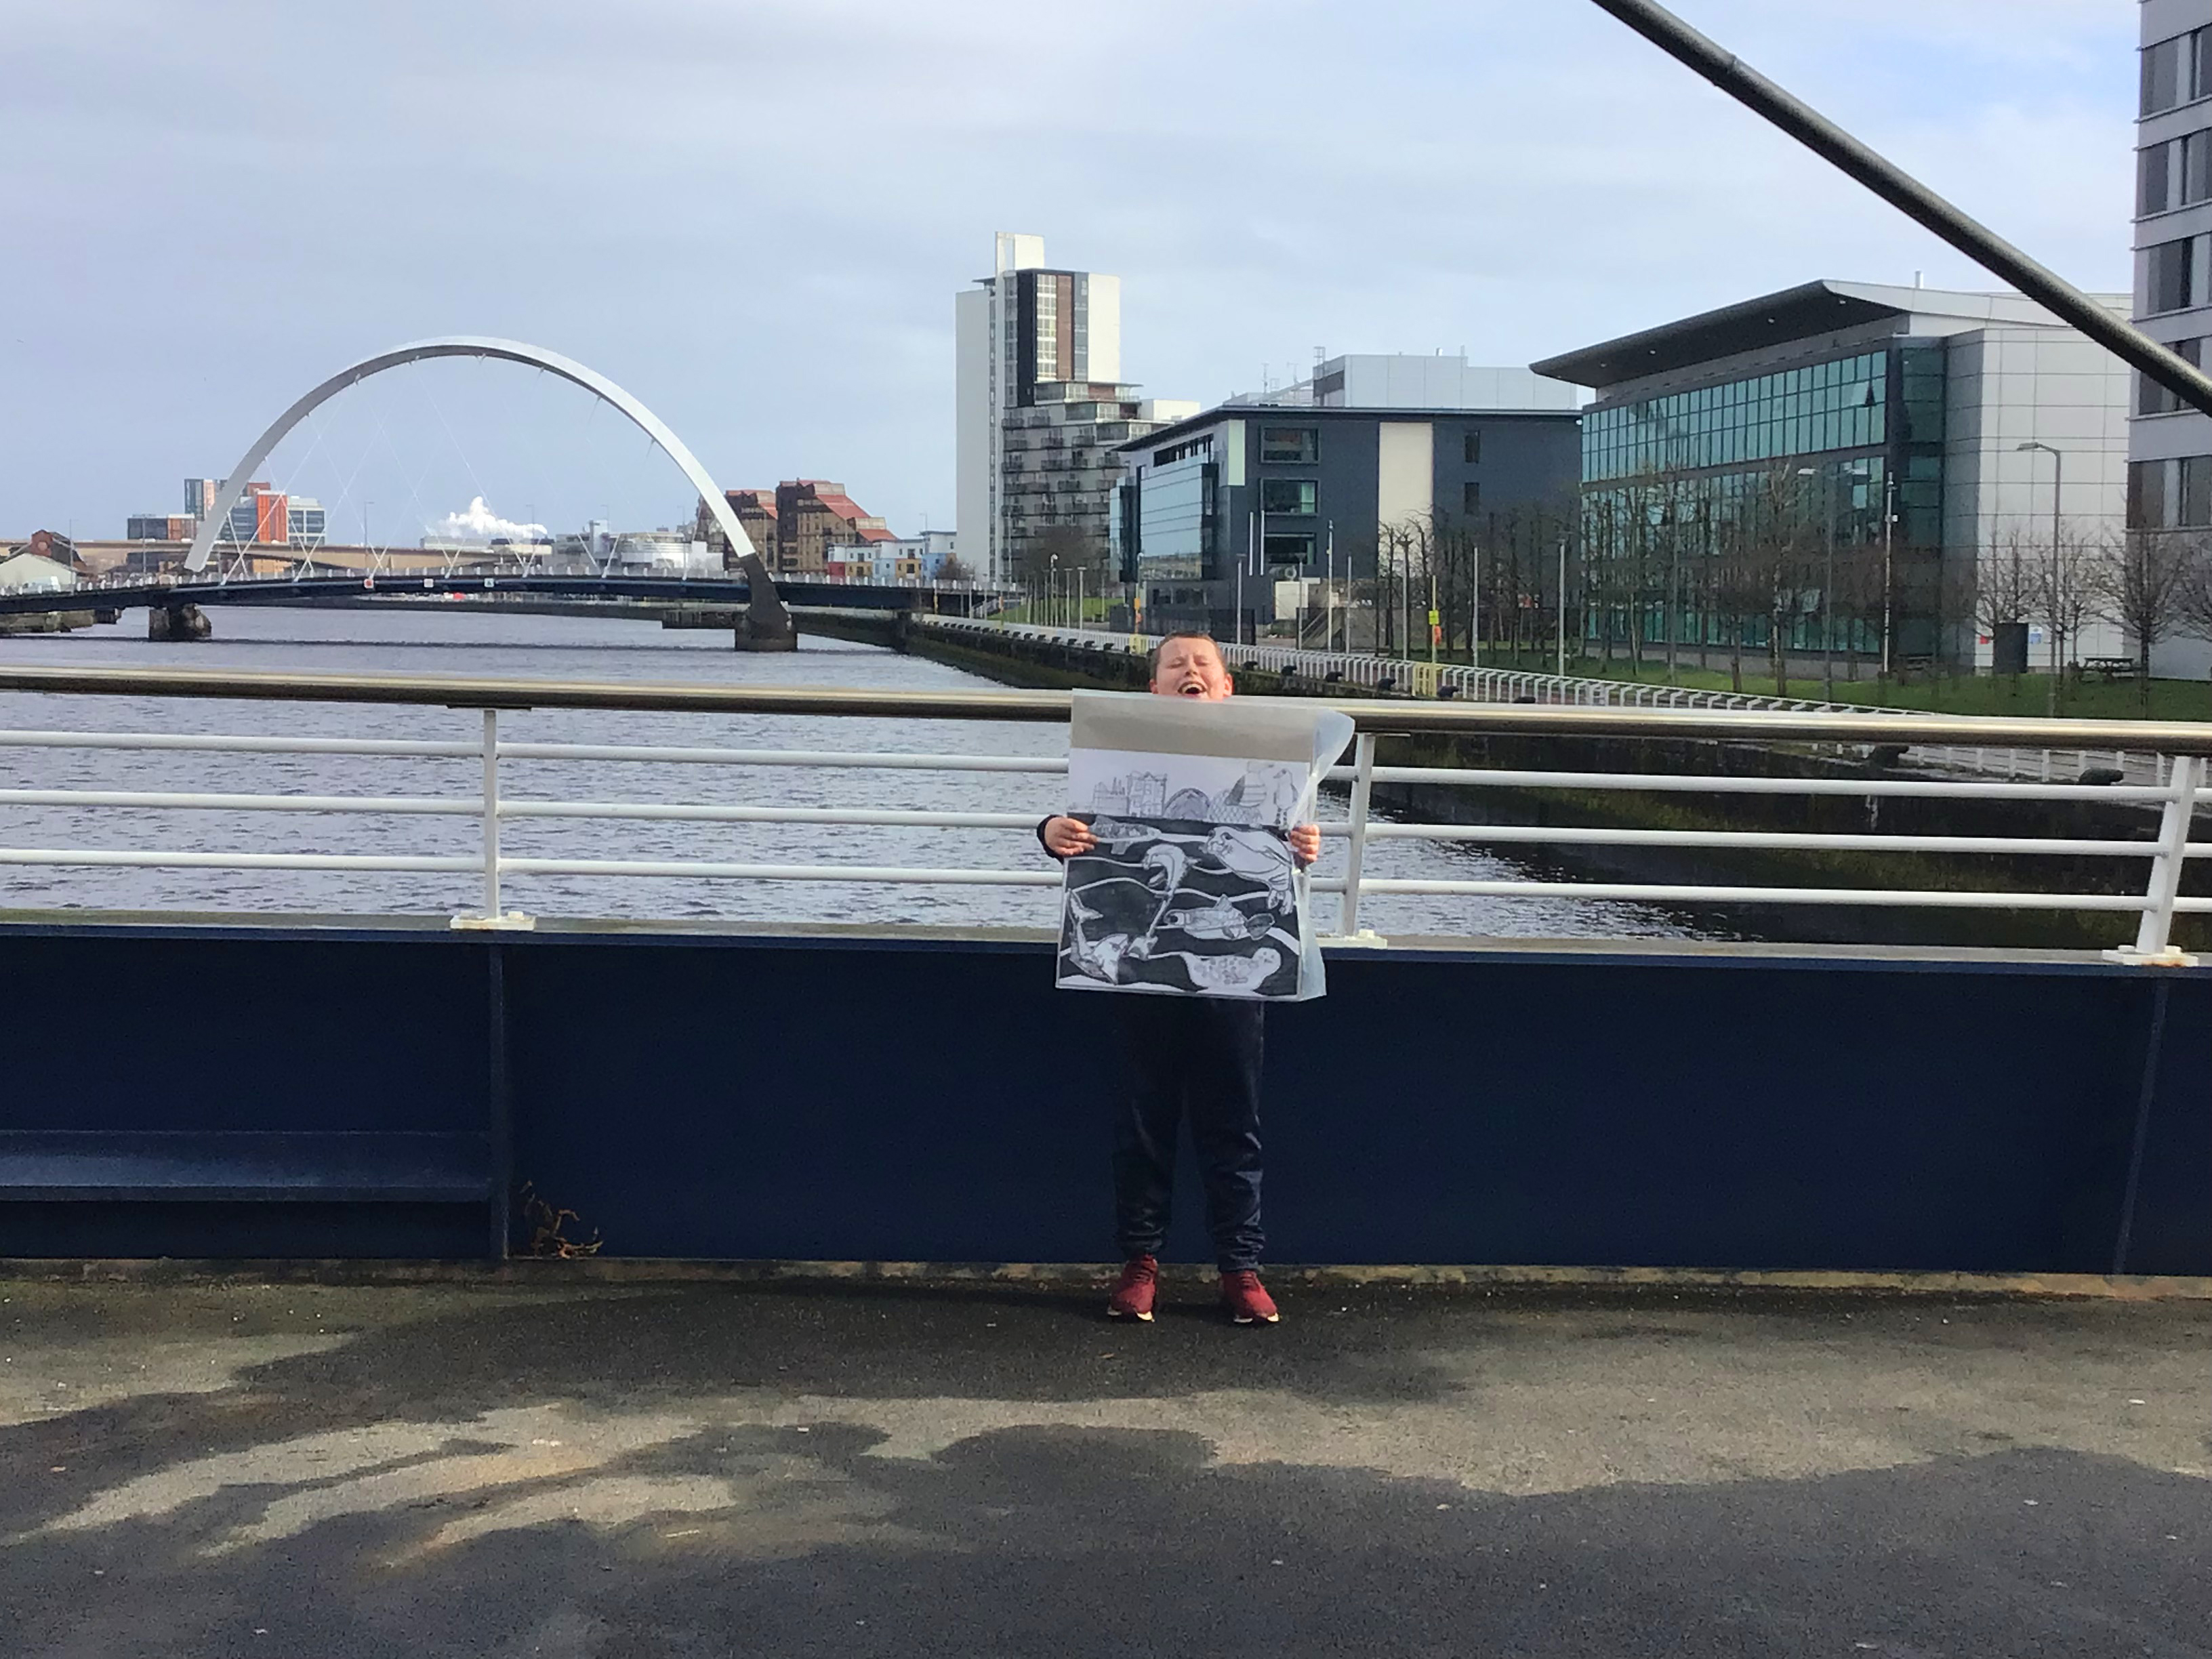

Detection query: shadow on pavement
(1, 1282), (2207, 1656)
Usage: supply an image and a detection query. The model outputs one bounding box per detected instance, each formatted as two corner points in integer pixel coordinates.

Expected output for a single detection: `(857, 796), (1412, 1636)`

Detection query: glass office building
(1536, 282), (2129, 670)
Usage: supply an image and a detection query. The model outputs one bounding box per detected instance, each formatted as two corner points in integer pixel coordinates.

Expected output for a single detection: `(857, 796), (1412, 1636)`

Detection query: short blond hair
(1147, 630), (1223, 676)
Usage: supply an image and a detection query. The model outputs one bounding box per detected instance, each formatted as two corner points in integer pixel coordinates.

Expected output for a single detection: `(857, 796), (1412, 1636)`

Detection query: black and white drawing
(1071, 752), (1309, 831)
(1054, 693), (1357, 1002)
(1057, 818), (1303, 1000)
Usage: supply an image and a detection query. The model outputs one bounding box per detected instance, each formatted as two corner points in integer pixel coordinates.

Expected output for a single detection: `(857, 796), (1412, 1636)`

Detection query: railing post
(2110, 754), (2205, 966)
(1338, 731), (1378, 939)
(452, 705), (534, 931)
(482, 708), (501, 918)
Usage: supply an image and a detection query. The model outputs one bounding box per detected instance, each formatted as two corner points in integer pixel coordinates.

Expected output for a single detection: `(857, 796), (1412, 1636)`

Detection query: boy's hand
(1288, 823), (1321, 867)
(1042, 816), (1098, 858)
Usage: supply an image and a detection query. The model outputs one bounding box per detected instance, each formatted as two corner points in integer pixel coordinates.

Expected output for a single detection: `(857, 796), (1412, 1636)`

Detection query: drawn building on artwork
(1090, 771), (1168, 818)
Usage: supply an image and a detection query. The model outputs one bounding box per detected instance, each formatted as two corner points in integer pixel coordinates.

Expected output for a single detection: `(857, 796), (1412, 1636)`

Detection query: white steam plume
(430, 497), (548, 541)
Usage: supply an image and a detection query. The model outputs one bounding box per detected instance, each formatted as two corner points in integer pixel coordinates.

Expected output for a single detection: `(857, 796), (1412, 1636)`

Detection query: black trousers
(1111, 996), (1266, 1273)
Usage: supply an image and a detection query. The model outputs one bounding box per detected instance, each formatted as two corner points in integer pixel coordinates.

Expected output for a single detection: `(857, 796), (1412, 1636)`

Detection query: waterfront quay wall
(0, 916), (2205, 1277)
(797, 609), (1150, 690)
(862, 621), (2205, 951)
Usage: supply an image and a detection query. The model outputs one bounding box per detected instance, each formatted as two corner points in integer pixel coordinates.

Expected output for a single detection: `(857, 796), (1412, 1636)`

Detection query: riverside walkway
(1, 1273), (2206, 1656)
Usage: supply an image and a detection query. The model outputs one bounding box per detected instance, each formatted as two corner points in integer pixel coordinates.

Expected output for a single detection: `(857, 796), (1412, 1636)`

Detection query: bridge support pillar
(148, 605), (212, 642)
(731, 553), (797, 652)
(733, 615), (798, 652)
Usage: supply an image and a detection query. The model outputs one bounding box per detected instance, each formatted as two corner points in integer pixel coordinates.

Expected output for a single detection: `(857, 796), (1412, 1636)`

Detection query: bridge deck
(0, 572), (992, 616)
(0, 1273), (2205, 1655)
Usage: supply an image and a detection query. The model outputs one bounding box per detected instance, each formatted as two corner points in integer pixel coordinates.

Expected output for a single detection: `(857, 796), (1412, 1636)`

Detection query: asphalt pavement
(1, 1272), (2207, 1657)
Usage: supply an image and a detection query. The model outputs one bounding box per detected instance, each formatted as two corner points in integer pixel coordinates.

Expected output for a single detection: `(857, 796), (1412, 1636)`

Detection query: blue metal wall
(2, 920), (2204, 1275)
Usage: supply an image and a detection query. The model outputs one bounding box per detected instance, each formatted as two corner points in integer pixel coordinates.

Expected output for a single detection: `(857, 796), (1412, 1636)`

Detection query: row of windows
(2128, 455), (2212, 529)
(1250, 426), (1484, 467)
(1254, 478), (1481, 518)
(2139, 339), (2205, 415)
(2139, 129), (2212, 216)
(1584, 352), (1902, 482)
(1580, 455), (1941, 549)
(2142, 26), (2212, 117)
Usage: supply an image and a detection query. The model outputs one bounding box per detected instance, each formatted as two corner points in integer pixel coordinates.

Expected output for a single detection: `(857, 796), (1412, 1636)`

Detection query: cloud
(0, 0), (2146, 543)
(431, 497), (548, 542)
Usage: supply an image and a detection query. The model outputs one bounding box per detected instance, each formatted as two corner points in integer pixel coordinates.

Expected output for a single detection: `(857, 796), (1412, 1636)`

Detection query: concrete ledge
(6, 1257), (2210, 1300)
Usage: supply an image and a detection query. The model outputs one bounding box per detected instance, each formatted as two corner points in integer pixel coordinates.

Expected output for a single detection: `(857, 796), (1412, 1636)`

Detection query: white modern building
(2132, 0), (2212, 675)
(954, 233), (1190, 585)
(1227, 353), (1584, 413)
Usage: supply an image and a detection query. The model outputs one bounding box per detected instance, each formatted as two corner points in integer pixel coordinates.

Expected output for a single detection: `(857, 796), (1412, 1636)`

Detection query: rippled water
(0, 608), (1706, 939)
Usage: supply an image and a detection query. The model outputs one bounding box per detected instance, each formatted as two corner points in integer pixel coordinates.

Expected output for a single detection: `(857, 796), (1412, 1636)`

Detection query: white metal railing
(0, 665), (2206, 964)
(920, 614), (2175, 789)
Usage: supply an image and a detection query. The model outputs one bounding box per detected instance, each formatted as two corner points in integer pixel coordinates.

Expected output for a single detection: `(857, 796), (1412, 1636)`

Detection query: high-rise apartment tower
(956, 233), (1149, 585)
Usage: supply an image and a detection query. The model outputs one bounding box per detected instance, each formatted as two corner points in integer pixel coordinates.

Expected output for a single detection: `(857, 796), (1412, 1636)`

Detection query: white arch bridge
(185, 336), (758, 578)
(9, 336), (1002, 634)
(138, 336), (829, 643)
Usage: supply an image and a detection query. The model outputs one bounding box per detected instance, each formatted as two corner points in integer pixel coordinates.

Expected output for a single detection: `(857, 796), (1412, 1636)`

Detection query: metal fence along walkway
(0, 663), (2207, 962)
(917, 615), (2184, 788)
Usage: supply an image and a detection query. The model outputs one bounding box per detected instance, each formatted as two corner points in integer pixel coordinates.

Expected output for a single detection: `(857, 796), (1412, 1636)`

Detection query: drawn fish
(1158, 898), (1274, 941)
(1149, 947), (1284, 992)
(1141, 842), (1189, 894)
(1202, 828), (1295, 912)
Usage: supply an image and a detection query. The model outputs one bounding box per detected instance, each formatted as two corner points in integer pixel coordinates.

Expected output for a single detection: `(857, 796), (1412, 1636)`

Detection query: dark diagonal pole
(1587, 0), (2212, 419)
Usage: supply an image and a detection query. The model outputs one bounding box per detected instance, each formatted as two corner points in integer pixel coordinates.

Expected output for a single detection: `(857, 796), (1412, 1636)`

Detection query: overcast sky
(1, 0), (2136, 547)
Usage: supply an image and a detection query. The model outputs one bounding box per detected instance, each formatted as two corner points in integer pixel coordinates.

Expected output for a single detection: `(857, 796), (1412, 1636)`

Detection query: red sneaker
(1107, 1255), (1160, 1322)
(1220, 1270), (1279, 1325)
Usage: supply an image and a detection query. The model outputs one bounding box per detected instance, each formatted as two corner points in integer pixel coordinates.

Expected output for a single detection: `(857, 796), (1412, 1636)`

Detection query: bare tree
(1377, 518), (1427, 657)
(2033, 518), (2111, 713)
(1016, 521), (1109, 588)
(1741, 464), (1816, 696)
(1829, 539), (1884, 683)
(1708, 501), (1763, 695)
(2173, 535), (2212, 657)
(2099, 529), (2200, 712)
(1962, 525), (2042, 682)
(1970, 526), (2041, 641)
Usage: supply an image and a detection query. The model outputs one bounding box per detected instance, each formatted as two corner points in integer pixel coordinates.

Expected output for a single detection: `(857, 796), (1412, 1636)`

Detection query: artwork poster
(1055, 692), (1356, 1002)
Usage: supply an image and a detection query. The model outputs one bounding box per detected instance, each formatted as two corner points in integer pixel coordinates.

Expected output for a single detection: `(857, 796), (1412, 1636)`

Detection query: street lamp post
(2018, 441), (2064, 714)
(1555, 537), (1568, 677)
(1821, 480), (1835, 701)
(1879, 468), (1897, 680)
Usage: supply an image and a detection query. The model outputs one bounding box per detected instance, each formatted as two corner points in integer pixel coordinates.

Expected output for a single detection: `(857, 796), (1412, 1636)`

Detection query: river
(0, 608), (1710, 939)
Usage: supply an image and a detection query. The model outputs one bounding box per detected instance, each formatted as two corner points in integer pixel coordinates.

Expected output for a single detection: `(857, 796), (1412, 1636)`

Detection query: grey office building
(2132, 0), (2212, 675)
(1109, 403), (1580, 638)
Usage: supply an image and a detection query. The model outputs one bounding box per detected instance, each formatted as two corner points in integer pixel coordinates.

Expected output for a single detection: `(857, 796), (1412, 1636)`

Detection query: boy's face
(1151, 637), (1233, 701)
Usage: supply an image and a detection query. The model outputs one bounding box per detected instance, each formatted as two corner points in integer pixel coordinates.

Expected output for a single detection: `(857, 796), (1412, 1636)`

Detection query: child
(1039, 632), (1319, 1325)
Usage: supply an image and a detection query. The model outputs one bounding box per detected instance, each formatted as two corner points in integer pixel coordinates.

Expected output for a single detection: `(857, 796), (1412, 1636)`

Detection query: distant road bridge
(0, 571), (998, 621)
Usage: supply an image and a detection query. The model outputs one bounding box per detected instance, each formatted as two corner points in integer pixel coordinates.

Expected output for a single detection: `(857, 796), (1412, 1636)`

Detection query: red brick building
(704, 481), (895, 575)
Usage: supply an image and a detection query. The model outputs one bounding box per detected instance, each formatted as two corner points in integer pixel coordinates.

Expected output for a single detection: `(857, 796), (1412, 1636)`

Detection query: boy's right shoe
(1220, 1269), (1279, 1325)
(1107, 1255), (1160, 1322)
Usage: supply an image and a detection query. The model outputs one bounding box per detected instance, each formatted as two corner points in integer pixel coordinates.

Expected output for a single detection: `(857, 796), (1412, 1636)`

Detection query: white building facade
(1227, 354), (1584, 414)
(2132, 0), (2212, 675)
